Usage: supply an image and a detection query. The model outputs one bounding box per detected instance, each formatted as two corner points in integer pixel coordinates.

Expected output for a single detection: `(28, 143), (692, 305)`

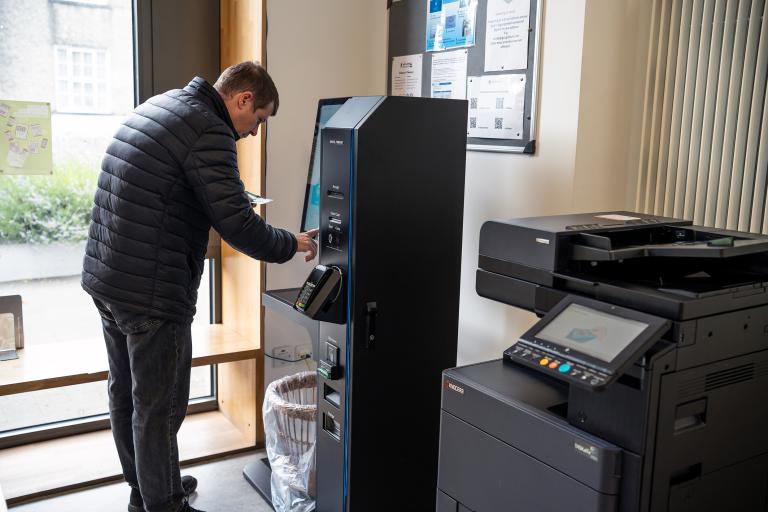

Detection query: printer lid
(499, 211), (690, 234)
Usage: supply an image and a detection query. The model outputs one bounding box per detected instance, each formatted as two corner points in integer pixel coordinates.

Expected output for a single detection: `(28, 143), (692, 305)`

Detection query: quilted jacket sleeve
(183, 125), (297, 263)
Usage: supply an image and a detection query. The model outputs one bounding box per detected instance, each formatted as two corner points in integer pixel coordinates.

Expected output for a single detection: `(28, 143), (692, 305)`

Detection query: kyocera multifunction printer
(437, 212), (768, 512)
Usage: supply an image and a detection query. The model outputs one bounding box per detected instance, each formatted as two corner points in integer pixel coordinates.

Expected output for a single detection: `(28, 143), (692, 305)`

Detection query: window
(0, 0), (218, 447)
(54, 46), (110, 114)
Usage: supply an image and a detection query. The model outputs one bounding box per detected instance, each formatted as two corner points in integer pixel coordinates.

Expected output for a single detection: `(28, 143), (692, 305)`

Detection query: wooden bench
(0, 323), (258, 397)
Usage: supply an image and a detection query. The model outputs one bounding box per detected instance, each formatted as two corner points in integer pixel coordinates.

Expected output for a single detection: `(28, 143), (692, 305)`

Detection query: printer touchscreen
(535, 303), (648, 363)
(504, 296), (669, 390)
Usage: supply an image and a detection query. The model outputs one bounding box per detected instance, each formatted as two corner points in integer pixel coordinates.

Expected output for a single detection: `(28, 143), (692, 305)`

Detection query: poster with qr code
(466, 74), (526, 139)
(0, 100), (52, 175)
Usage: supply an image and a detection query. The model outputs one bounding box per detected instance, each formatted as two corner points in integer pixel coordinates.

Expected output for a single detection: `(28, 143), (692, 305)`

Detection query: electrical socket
(296, 343), (313, 361)
(272, 346), (295, 368)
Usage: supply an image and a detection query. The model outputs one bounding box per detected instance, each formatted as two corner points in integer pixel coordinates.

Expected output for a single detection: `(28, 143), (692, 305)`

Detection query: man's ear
(238, 91), (253, 110)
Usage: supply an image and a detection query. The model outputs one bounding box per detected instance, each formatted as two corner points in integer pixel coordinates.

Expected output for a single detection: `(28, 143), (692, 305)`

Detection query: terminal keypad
(295, 282), (316, 310)
(504, 343), (610, 389)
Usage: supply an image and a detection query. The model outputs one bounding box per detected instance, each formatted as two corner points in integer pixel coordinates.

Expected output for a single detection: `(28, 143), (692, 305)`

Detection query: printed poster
(485, 0), (531, 71)
(392, 54), (423, 97)
(0, 100), (53, 175)
(467, 74), (526, 139)
(431, 49), (468, 99)
(426, 0), (478, 52)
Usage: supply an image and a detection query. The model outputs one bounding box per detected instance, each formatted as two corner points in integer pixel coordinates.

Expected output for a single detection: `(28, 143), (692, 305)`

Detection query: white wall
(263, 0), (387, 382)
(262, 0), (654, 374)
(457, 0), (588, 364)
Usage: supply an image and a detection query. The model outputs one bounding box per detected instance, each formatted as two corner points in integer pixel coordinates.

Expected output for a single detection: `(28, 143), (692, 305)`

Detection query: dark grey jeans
(94, 298), (192, 512)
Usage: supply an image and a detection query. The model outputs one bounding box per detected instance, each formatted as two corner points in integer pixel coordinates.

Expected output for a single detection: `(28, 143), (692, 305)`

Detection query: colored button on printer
(539, 358), (550, 366)
(558, 363), (572, 373)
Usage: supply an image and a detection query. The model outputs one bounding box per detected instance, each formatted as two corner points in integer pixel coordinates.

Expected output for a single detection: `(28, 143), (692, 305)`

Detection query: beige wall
(263, 0), (387, 382)
(573, 0), (653, 212)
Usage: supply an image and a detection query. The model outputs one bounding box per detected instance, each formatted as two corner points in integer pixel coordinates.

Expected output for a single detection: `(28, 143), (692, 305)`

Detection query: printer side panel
(648, 350), (768, 511)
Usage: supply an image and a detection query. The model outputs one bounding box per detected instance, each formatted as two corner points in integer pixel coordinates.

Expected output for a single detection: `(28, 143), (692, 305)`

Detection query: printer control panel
(504, 342), (611, 389)
(504, 295), (670, 391)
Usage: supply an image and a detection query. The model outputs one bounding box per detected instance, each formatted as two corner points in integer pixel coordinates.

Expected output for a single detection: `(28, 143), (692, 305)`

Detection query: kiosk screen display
(301, 98), (348, 232)
(535, 303), (648, 363)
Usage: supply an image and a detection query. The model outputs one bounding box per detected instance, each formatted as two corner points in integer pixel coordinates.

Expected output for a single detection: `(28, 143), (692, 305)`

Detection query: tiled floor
(10, 451), (274, 512)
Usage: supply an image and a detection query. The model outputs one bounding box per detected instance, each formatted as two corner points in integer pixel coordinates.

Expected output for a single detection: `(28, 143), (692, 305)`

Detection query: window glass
(0, 0), (215, 437)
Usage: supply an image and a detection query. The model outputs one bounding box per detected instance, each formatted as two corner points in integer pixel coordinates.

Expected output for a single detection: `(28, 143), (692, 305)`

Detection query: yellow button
(539, 358), (550, 366)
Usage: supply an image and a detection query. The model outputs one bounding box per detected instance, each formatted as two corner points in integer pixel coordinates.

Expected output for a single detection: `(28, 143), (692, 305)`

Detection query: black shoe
(178, 503), (205, 512)
(127, 475), (199, 512)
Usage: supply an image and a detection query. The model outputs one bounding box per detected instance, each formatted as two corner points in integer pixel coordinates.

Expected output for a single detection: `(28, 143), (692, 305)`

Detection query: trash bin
(263, 371), (317, 512)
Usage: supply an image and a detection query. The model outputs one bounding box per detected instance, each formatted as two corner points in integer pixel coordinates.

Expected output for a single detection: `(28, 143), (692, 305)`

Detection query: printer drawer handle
(552, 272), (597, 287)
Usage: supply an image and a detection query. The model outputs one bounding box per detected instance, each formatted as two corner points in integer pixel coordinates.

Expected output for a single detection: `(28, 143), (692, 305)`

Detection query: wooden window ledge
(0, 323), (259, 397)
(0, 410), (255, 504)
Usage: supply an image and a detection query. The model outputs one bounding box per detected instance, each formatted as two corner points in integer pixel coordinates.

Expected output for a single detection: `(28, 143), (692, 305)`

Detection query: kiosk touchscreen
(504, 296), (670, 390)
(300, 97), (349, 233)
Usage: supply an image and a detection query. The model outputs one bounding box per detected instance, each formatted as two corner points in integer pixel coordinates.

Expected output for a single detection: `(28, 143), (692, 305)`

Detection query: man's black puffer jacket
(82, 77), (297, 323)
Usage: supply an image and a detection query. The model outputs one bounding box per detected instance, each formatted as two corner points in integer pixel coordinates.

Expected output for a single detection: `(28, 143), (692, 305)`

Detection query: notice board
(387, 0), (541, 153)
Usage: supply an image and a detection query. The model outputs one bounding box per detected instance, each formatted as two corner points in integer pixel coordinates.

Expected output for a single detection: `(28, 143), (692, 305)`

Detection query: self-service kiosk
(247, 96), (468, 511)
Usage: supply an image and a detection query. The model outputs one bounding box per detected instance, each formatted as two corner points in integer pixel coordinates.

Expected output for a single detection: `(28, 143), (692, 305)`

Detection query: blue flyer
(426, 0), (478, 52)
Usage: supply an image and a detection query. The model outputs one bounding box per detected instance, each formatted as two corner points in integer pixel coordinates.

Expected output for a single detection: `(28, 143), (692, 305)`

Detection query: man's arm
(183, 126), (297, 263)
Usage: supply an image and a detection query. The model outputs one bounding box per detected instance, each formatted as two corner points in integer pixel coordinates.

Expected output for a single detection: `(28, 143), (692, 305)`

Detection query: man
(81, 61), (317, 512)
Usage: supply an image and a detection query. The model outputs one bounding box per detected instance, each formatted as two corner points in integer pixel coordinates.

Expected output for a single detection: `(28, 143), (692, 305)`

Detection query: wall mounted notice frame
(387, 0), (542, 153)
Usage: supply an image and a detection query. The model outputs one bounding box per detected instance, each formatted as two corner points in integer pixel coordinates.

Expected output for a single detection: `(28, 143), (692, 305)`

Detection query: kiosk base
(243, 457), (274, 510)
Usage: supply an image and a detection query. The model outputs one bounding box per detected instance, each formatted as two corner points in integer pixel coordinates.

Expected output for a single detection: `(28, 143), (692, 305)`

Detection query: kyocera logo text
(445, 380), (464, 395)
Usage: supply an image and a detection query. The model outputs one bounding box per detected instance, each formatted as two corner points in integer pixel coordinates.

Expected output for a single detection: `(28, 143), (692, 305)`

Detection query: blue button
(558, 364), (572, 373)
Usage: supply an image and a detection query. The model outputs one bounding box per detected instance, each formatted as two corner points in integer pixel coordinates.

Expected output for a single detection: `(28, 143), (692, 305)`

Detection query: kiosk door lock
(366, 302), (378, 349)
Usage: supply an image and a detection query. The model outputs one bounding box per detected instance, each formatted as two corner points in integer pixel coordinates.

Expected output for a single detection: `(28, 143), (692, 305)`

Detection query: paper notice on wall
(392, 54), (423, 97)
(467, 74), (526, 139)
(426, 0), (478, 52)
(0, 100), (53, 175)
(485, 0), (530, 71)
(431, 49), (468, 99)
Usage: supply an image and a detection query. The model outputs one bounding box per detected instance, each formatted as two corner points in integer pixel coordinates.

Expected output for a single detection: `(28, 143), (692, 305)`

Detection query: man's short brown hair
(214, 61), (279, 115)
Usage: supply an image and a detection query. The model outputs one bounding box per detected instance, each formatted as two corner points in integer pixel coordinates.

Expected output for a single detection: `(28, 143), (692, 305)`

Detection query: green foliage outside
(0, 162), (97, 244)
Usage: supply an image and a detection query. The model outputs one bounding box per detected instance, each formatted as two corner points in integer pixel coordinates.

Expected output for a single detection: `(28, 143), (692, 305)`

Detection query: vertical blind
(635, 0), (768, 234)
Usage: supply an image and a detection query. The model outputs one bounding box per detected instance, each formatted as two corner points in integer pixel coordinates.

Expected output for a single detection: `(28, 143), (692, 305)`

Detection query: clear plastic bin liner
(263, 371), (318, 512)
